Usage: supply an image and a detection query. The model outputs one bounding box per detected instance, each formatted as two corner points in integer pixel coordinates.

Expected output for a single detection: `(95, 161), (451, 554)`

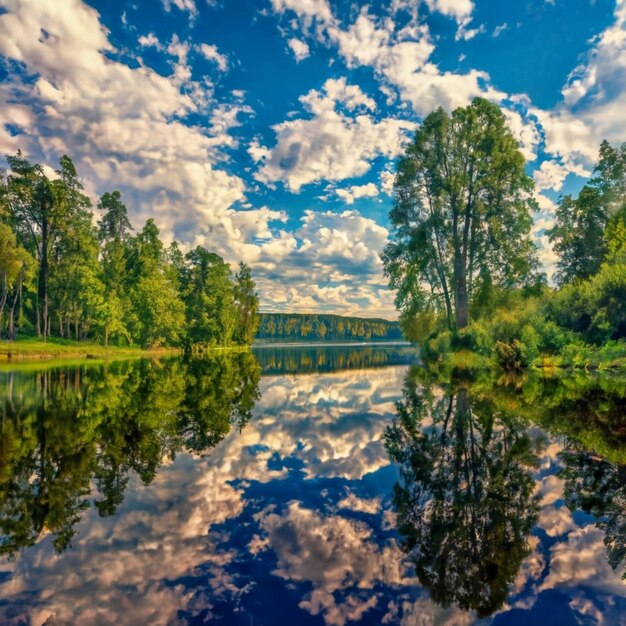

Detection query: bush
(421, 330), (452, 362)
(495, 339), (530, 371)
(456, 322), (493, 356)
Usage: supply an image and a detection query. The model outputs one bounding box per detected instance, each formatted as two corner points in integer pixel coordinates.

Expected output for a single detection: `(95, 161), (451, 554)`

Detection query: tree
(97, 191), (134, 344)
(382, 98), (538, 330)
(233, 262), (260, 345)
(126, 220), (185, 347)
(549, 140), (626, 284)
(0, 223), (34, 339)
(181, 247), (237, 347)
(2, 153), (95, 339)
(49, 195), (106, 340)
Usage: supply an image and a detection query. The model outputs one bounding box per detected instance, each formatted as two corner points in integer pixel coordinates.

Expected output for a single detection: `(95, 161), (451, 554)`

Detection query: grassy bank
(419, 332), (626, 377)
(422, 347), (626, 377)
(0, 336), (182, 362)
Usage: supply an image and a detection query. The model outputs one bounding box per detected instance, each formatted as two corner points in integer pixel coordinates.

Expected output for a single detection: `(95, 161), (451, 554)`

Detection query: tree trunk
(38, 217), (49, 341)
(454, 249), (469, 329)
(8, 272), (22, 341)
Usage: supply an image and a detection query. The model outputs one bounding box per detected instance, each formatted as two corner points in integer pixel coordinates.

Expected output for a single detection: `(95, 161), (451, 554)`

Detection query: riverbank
(0, 337), (182, 362)
(421, 345), (626, 377)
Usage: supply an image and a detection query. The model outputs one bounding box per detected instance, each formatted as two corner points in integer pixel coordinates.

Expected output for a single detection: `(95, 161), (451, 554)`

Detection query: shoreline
(0, 339), (252, 364)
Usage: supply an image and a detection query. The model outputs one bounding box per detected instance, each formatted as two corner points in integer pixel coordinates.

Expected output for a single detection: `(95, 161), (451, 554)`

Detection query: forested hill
(256, 313), (403, 342)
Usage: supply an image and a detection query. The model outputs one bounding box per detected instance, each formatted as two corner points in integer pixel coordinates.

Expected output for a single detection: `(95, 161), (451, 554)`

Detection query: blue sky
(0, 0), (625, 317)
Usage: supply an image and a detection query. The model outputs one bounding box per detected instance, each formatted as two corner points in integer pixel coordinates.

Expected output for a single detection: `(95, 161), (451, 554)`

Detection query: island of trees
(384, 97), (626, 371)
(256, 313), (402, 342)
(0, 153), (259, 349)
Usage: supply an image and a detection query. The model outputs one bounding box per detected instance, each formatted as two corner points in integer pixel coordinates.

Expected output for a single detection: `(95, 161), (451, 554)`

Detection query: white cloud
(424, 0), (474, 23)
(197, 42), (228, 71)
(533, 160), (571, 192)
(257, 501), (408, 625)
(162, 0), (197, 19)
(254, 78), (415, 192)
(138, 33), (161, 48)
(493, 22), (508, 37)
(335, 182), (379, 205)
(501, 107), (540, 162)
(531, 0), (626, 172)
(380, 169), (395, 195)
(271, 2), (502, 118)
(287, 37), (310, 61)
(254, 209), (396, 317)
(540, 526), (626, 597)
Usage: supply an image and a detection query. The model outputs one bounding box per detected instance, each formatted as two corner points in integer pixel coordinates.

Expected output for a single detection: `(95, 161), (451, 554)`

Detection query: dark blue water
(0, 346), (624, 625)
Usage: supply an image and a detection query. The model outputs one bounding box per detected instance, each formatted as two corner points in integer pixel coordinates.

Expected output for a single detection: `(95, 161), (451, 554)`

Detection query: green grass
(0, 336), (181, 362)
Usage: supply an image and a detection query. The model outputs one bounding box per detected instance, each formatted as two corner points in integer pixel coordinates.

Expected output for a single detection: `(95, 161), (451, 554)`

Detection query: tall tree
(127, 219), (185, 347)
(0, 223), (34, 339)
(549, 141), (626, 284)
(2, 154), (94, 339)
(382, 98), (538, 330)
(181, 246), (237, 346)
(233, 262), (260, 345)
(97, 190), (133, 344)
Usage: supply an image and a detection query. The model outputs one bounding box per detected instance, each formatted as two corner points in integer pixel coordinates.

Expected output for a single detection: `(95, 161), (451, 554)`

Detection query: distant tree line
(0, 152), (259, 347)
(256, 313), (402, 341)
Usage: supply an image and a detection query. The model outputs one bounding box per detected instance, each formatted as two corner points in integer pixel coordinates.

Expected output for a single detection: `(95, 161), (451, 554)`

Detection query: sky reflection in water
(0, 346), (625, 625)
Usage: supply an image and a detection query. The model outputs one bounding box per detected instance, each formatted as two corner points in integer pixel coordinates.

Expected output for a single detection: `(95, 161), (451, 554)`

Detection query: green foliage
(549, 140), (626, 284)
(181, 247), (238, 347)
(549, 262), (626, 345)
(495, 339), (530, 371)
(233, 263), (260, 345)
(383, 97), (539, 330)
(0, 153), (260, 348)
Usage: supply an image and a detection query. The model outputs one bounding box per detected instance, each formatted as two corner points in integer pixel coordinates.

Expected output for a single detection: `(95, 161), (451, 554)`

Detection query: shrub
(495, 339), (530, 371)
(421, 330), (452, 362)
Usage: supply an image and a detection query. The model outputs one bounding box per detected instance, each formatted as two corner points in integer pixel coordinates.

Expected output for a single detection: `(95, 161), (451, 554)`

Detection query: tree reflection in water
(385, 368), (626, 617)
(385, 373), (544, 618)
(0, 353), (260, 558)
(560, 450), (626, 579)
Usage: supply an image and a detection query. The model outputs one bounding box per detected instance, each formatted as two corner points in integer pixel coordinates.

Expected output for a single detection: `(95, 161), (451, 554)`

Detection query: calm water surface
(0, 345), (625, 625)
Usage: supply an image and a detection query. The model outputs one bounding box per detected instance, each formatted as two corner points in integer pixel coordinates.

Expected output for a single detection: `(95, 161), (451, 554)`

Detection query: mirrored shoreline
(0, 346), (625, 625)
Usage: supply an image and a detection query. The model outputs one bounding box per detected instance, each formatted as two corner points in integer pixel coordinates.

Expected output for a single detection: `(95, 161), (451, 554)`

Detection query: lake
(0, 345), (625, 625)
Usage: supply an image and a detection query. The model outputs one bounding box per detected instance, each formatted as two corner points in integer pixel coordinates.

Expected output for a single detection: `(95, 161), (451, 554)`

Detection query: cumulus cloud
(162, 0), (197, 20)
(269, 2), (504, 119)
(335, 182), (379, 205)
(254, 77), (415, 191)
(287, 37), (310, 61)
(257, 501), (408, 625)
(0, 0), (249, 246)
(0, 0), (399, 319)
(252, 209), (397, 317)
(529, 1), (626, 177)
(197, 42), (229, 71)
(540, 526), (626, 597)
